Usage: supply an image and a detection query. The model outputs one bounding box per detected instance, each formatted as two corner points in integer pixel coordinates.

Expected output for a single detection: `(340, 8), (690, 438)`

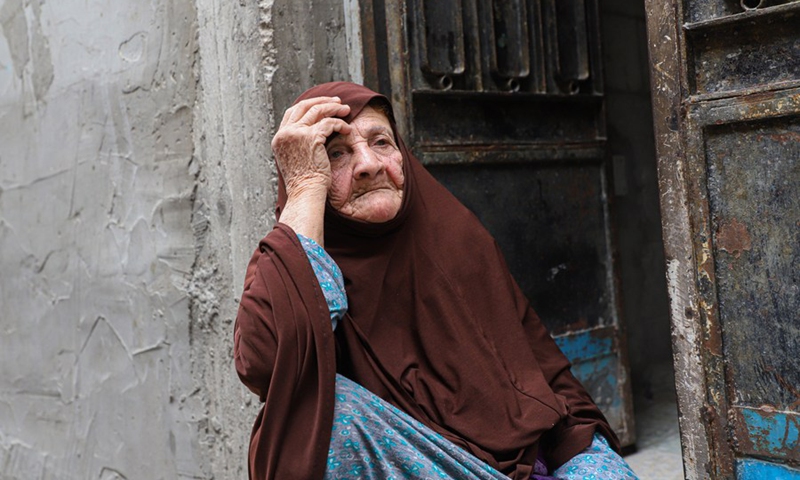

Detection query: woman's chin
(342, 193), (402, 223)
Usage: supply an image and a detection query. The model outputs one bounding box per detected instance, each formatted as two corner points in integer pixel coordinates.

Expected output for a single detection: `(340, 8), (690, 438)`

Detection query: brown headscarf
(235, 82), (618, 480)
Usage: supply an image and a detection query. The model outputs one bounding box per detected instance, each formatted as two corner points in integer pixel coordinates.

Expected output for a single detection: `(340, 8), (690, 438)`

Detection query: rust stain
(756, 131), (800, 144)
(556, 317), (590, 335)
(762, 362), (800, 411)
(716, 218), (752, 258)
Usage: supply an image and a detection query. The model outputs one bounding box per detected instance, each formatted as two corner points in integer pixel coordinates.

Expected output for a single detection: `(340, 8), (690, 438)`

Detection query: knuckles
(271, 125), (331, 182)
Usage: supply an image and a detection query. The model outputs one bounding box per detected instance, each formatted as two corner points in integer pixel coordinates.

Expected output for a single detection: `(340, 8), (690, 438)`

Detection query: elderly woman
(234, 82), (638, 480)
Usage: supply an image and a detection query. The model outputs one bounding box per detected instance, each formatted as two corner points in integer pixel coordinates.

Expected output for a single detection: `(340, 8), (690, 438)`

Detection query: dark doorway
(598, 0), (681, 476)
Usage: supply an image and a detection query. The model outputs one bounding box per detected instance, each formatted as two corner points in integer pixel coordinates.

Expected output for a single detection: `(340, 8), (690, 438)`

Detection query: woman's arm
(232, 101), (350, 477)
(236, 96), (348, 396)
(234, 225), (335, 397)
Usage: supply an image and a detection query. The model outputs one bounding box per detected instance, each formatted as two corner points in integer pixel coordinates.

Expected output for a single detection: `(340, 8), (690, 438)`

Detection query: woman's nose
(352, 145), (384, 179)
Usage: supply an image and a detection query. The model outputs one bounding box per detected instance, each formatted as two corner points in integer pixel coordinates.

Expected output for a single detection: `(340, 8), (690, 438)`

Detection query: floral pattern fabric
(326, 373), (509, 480)
(298, 234), (348, 330)
(553, 434), (638, 480)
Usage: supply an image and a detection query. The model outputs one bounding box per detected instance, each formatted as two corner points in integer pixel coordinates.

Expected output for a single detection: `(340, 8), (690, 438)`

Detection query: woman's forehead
(351, 106), (392, 130)
(328, 106), (393, 144)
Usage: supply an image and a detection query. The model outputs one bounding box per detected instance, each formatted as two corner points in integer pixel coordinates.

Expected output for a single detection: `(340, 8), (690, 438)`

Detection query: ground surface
(624, 364), (684, 480)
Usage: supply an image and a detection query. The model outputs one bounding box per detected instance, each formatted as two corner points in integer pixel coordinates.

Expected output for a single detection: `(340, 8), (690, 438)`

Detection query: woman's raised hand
(271, 97), (352, 200)
(270, 97), (351, 245)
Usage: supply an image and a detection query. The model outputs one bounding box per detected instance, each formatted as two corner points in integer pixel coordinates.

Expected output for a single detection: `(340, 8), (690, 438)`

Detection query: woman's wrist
(280, 184), (328, 246)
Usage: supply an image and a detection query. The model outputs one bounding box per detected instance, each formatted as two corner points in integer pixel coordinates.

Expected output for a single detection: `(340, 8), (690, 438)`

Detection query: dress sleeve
(233, 224), (336, 480)
(296, 233), (348, 330)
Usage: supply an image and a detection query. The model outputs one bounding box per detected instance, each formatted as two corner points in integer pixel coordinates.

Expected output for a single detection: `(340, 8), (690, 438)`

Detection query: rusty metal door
(358, 0), (636, 446)
(645, 0), (800, 478)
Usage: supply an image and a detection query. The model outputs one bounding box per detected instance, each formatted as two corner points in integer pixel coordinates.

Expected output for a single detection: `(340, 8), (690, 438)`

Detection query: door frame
(644, 0), (800, 477)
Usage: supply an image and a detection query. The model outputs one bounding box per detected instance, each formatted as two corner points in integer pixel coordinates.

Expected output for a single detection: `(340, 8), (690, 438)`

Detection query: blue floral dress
(298, 235), (638, 480)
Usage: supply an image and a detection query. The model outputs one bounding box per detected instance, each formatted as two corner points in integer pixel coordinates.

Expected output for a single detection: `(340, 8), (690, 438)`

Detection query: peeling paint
(737, 407), (800, 459)
(716, 218), (752, 258)
(736, 458), (800, 480)
(555, 328), (627, 433)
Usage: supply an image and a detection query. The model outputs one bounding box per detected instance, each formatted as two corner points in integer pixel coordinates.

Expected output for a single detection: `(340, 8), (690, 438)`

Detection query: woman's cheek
(387, 154), (405, 188)
(328, 167), (352, 209)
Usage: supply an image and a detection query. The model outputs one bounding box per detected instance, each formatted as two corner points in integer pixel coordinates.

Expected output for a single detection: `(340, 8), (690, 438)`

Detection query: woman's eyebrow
(365, 125), (392, 137)
(326, 124), (392, 147)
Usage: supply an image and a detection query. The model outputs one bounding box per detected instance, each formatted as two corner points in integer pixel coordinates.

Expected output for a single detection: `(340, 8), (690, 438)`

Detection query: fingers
(271, 117), (351, 168)
(282, 96), (350, 127)
(282, 96), (334, 125)
(299, 102), (351, 127)
(314, 117), (352, 140)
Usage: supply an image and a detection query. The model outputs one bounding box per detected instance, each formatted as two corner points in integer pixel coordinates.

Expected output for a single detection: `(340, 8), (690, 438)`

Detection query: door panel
(360, 0), (635, 446)
(707, 114), (800, 468)
(736, 459), (800, 480)
(428, 163), (613, 335)
(645, 0), (800, 477)
(553, 327), (629, 436)
(412, 92), (601, 146)
(686, 11), (800, 95)
(706, 118), (800, 413)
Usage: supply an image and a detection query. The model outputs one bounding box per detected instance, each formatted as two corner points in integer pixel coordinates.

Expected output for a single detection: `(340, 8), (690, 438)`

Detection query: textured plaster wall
(0, 0), (354, 478)
(0, 0), (206, 477)
(188, 1), (276, 477)
(190, 0), (354, 477)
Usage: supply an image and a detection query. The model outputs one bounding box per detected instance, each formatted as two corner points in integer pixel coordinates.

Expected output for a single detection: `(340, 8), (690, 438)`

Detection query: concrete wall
(0, 0), (354, 478)
(190, 0), (355, 477)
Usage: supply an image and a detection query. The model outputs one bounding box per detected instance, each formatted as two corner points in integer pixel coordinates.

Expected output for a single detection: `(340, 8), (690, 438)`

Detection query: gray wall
(0, 0), (353, 478)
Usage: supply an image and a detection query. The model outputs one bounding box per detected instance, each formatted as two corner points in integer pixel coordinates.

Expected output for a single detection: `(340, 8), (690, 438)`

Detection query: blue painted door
(644, 0), (800, 477)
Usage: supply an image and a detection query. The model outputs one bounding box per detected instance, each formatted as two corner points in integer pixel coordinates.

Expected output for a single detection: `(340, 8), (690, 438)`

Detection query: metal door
(645, 0), (800, 477)
(358, 0), (636, 446)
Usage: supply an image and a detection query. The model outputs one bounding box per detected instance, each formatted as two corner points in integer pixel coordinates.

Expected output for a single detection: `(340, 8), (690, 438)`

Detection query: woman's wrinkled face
(326, 105), (404, 223)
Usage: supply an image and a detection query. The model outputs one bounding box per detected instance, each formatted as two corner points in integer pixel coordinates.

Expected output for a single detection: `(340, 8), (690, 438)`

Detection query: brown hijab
(236, 82), (618, 480)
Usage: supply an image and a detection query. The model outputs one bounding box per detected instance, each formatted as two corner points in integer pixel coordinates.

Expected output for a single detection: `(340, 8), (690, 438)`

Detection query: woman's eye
(328, 150), (344, 160)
